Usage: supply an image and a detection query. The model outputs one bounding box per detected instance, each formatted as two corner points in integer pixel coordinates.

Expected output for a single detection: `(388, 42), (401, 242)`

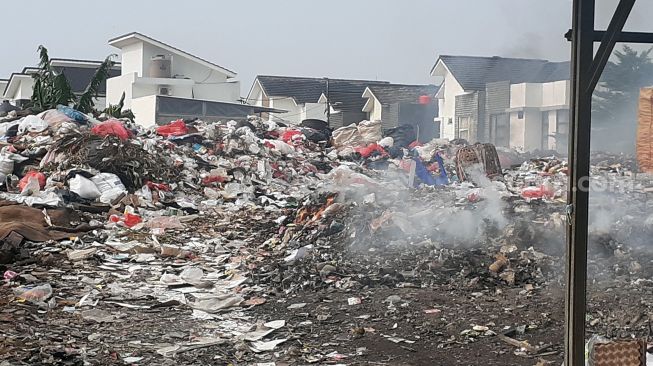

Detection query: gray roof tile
(437, 55), (570, 90)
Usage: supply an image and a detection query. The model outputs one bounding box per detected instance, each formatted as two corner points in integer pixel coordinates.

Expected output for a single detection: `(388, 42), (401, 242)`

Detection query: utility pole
(325, 77), (330, 126)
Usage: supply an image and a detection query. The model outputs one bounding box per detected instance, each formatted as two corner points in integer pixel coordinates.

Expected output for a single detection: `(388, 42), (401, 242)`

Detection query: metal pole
(325, 78), (331, 126)
(566, 0), (595, 364)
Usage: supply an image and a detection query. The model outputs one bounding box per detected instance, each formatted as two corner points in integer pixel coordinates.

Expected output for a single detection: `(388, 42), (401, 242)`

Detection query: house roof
(108, 32), (237, 78)
(3, 59), (121, 97)
(365, 84), (439, 105)
(254, 75), (390, 111)
(432, 55), (570, 91)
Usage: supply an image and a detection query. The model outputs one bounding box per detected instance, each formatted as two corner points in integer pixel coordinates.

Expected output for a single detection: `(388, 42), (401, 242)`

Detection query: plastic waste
(145, 216), (183, 230)
(57, 105), (87, 122)
(378, 137), (394, 148)
(18, 171), (46, 191)
(91, 173), (127, 204)
(521, 183), (555, 200)
(18, 115), (49, 134)
(156, 119), (188, 137)
(91, 120), (132, 140)
(355, 143), (387, 158)
(14, 283), (53, 302)
(263, 139), (295, 155)
(3, 270), (18, 280)
(69, 175), (101, 199)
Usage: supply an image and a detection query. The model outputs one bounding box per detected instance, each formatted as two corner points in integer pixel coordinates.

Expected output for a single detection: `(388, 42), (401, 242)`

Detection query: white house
(247, 75), (391, 128)
(508, 80), (569, 152)
(106, 32), (246, 126)
(430, 55), (569, 152)
(2, 59), (121, 108)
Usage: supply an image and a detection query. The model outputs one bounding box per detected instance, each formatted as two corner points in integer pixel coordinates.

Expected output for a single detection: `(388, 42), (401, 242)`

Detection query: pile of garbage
(2, 105), (653, 365)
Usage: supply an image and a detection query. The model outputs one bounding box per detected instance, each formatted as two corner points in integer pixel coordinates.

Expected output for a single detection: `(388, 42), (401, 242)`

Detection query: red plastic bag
(91, 120), (132, 140)
(521, 184), (555, 200)
(281, 130), (303, 144)
(123, 213), (142, 228)
(18, 171), (46, 191)
(146, 181), (170, 191)
(156, 119), (188, 138)
(355, 143), (387, 158)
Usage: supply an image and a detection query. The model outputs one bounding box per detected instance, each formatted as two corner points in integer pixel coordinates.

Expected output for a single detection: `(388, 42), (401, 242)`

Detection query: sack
(91, 173), (126, 193)
(91, 120), (132, 140)
(91, 173), (127, 204)
(69, 175), (101, 199)
(357, 120), (382, 144)
(156, 119), (189, 138)
(332, 124), (363, 149)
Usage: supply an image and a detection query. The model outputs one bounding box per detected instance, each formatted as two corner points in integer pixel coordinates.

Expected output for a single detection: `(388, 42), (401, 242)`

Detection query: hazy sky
(2, 0), (652, 95)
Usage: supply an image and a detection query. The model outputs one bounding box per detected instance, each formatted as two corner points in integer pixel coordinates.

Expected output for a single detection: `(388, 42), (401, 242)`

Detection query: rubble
(1, 105), (653, 365)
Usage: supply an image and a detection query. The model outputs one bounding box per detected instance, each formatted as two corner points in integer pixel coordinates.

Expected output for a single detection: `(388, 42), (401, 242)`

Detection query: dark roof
(109, 32), (236, 77)
(367, 84), (439, 104)
(50, 58), (121, 65)
(53, 65), (121, 95)
(435, 55), (570, 90)
(255, 75), (390, 111)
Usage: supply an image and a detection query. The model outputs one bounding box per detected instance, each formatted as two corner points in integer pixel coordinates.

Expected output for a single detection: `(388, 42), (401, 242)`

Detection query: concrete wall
(523, 109), (543, 151)
(106, 73), (136, 108)
(509, 111), (525, 150)
(121, 42), (144, 76)
(542, 80), (569, 107)
(131, 95), (158, 127)
(371, 98), (383, 121)
(381, 103), (399, 130)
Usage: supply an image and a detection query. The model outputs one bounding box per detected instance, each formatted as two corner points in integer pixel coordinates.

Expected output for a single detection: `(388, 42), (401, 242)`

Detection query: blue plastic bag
(57, 105), (87, 123)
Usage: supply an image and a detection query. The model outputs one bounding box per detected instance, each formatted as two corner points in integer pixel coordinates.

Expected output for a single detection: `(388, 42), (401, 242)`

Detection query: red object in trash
(91, 120), (132, 140)
(521, 184), (555, 199)
(109, 214), (121, 223)
(202, 175), (227, 185)
(408, 140), (423, 149)
(123, 213), (142, 228)
(146, 181), (170, 191)
(281, 130), (303, 144)
(156, 119), (189, 138)
(419, 95), (432, 105)
(355, 143), (387, 158)
(18, 171), (46, 190)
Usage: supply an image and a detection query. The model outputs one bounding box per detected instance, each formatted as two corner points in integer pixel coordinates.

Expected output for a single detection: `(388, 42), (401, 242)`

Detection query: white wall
(121, 42), (144, 76)
(523, 109), (543, 151)
(547, 111), (557, 150)
(438, 71), (464, 140)
(270, 97), (302, 125)
(131, 95), (158, 127)
(542, 80), (569, 107)
(509, 111), (525, 150)
(106, 73), (136, 108)
(303, 102), (327, 121)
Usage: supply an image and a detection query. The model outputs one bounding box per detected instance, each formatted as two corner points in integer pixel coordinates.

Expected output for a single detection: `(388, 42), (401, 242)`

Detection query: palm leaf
(75, 54), (117, 113)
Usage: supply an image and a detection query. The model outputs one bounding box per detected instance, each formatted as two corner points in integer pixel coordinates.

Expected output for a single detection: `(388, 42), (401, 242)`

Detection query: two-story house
(107, 32), (279, 126)
(430, 55), (569, 152)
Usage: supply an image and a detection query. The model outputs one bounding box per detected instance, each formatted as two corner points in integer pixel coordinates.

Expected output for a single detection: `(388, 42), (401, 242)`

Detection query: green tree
(30, 45), (118, 114)
(592, 45), (653, 151)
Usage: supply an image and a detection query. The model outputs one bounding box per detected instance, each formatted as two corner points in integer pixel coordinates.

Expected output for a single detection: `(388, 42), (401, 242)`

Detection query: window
(448, 117), (453, 125)
(556, 109), (569, 153)
(457, 116), (471, 140)
(490, 113), (510, 147)
(517, 111), (524, 119)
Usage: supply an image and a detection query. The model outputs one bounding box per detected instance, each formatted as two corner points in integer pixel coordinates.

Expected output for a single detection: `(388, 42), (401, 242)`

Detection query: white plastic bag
(91, 173), (126, 193)
(69, 175), (101, 199)
(18, 115), (49, 134)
